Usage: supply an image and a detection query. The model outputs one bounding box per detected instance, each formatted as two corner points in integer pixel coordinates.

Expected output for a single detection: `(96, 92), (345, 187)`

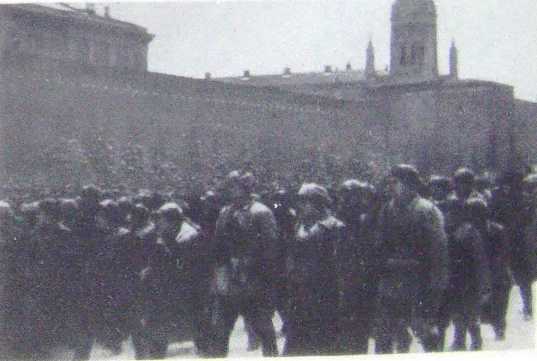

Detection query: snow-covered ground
(63, 285), (534, 359)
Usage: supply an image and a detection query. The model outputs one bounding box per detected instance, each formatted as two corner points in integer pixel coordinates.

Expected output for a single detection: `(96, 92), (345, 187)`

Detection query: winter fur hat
(453, 167), (476, 185)
(157, 202), (184, 221)
(464, 197), (489, 222)
(298, 183), (332, 209)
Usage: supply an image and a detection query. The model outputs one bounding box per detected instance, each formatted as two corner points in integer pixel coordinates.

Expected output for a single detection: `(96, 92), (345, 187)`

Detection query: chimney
(104, 6), (110, 18)
(346, 62), (352, 71)
(86, 3), (96, 15)
(204, 72), (212, 80)
(283, 67), (291, 77)
(242, 70), (251, 79)
(324, 65), (332, 73)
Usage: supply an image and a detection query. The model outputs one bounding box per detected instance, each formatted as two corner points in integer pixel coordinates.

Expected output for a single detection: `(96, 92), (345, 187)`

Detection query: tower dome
(390, 0), (438, 80)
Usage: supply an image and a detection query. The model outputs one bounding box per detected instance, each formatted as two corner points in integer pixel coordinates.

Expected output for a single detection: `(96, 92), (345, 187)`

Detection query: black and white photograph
(0, 0), (536, 359)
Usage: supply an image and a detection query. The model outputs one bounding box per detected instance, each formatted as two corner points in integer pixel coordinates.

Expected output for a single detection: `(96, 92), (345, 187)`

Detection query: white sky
(66, 1), (537, 101)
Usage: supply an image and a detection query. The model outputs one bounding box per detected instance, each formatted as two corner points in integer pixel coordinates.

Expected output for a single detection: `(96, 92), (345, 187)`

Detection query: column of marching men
(0, 164), (536, 359)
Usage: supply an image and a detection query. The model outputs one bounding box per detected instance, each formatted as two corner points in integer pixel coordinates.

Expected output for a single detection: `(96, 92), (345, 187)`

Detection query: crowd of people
(0, 163), (535, 359)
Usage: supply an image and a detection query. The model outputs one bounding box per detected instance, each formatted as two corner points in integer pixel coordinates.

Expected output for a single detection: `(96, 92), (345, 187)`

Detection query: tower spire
(365, 39), (376, 80)
(450, 39), (458, 79)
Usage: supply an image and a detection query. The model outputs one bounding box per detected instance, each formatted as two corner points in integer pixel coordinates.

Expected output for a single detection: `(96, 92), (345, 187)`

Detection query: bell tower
(390, 0), (438, 81)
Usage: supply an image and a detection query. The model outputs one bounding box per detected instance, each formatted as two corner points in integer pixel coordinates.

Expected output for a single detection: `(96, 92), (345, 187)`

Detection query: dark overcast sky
(82, 1), (537, 100)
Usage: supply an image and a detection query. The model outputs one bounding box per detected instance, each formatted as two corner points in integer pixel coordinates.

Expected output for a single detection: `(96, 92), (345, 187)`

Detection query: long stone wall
(0, 54), (384, 190)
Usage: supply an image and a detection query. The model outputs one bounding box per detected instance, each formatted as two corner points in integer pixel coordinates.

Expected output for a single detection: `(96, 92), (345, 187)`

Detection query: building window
(400, 46), (407, 65)
(410, 44), (417, 65)
(108, 44), (117, 67)
(417, 46), (425, 66)
(80, 38), (90, 63)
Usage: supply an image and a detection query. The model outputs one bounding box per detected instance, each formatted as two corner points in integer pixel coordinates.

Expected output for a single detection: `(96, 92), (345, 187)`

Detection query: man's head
(500, 170), (525, 194)
(156, 202), (184, 233)
(297, 183), (332, 223)
(389, 164), (421, 203)
(0, 200), (15, 228)
(131, 203), (150, 228)
(428, 175), (451, 202)
(226, 170), (256, 206)
(60, 198), (79, 228)
(97, 199), (121, 230)
(38, 198), (62, 225)
(453, 167), (475, 200)
(80, 185), (102, 216)
(20, 201), (40, 228)
(338, 179), (375, 213)
(463, 197), (489, 226)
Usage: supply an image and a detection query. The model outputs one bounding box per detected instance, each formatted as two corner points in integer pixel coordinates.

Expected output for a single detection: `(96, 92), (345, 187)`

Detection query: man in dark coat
(491, 171), (535, 320)
(335, 180), (378, 354)
(29, 198), (74, 357)
(448, 198), (491, 351)
(94, 199), (140, 355)
(375, 165), (449, 354)
(268, 188), (296, 337)
(284, 183), (343, 356)
(476, 201), (512, 340)
(211, 171), (279, 357)
(435, 168), (482, 346)
(140, 202), (212, 358)
(71, 185), (106, 361)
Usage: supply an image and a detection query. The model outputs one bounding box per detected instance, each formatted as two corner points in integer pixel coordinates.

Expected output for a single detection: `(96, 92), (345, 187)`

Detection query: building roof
(217, 67), (389, 87)
(1, 4), (153, 41)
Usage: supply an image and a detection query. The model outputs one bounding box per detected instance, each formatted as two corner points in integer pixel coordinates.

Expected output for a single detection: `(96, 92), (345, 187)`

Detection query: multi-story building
(0, 4), (153, 71)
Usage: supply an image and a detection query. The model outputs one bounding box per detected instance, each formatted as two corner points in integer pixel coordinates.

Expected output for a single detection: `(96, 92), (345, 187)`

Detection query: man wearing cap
(72, 185), (106, 361)
(284, 182), (344, 356)
(139, 201), (209, 358)
(28, 198), (74, 357)
(211, 171), (279, 357)
(491, 171), (535, 320)
(448, 198), (491, 351)
(445, 168), (485, 235)
(336, 180), (378, 354)
(375, 165), (448, 353)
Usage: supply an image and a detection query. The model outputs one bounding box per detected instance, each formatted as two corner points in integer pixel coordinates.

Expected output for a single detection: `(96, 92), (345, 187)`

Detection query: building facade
(0, 1), (534, 193)
(0, 4), (153, 71)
